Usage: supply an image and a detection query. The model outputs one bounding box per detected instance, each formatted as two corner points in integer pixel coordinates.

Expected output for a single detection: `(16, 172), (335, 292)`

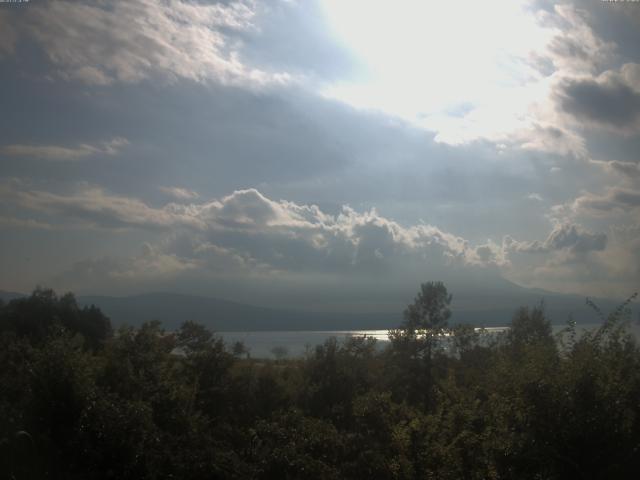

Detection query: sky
(1, 0), (639, 312)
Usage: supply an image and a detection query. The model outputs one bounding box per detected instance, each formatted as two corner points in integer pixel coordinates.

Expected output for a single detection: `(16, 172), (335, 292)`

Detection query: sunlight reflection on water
(220, 323), (640, 359)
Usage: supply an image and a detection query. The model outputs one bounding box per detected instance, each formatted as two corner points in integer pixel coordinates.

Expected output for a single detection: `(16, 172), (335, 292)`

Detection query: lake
(218, 323), (640, 358)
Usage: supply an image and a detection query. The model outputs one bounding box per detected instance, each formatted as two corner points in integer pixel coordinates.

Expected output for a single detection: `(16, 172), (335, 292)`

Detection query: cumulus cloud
(544, 223), (607, 253)
(556, 76), (640, 133)
(182, 189), (503, 274)
(4, 183), (634, 299)
(504, 222), (638, 299)
(505, 222), (607, 255)
(550, 62), (640, 137)
(0, 138), (128, 161)
(4, 0), (290, 87)
(467, 241), (510, 268)
(2, 184), (507, 276)
(500, 221), (621, 297)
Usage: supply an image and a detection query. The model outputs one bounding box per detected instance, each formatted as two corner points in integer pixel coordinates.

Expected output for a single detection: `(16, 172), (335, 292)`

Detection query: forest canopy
(1, 284), (639, 479)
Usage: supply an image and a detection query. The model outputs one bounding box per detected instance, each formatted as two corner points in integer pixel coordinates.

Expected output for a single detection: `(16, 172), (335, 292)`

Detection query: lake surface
(220, 330), (395, 358)
(219, 323), (640, 358)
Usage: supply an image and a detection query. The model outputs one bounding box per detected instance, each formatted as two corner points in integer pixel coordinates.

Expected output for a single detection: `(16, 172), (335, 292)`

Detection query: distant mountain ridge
(78, 292), (399, 331)
(0, 290), (27, 302)
(2, 288), (636, 331)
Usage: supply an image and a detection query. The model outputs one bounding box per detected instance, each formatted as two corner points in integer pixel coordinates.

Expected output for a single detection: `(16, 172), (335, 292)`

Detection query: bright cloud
(5, 0), (290, 87)
(2, 184), (506, 272)
(5, 183), (635, 298)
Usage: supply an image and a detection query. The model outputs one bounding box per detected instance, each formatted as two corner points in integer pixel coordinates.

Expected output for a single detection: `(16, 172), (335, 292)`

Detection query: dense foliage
(1, 285), (639, 479)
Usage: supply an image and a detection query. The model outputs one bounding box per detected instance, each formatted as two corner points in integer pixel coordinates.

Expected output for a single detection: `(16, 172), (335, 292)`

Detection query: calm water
(219, 323), (640, 358)
(221, 330), (392, 358)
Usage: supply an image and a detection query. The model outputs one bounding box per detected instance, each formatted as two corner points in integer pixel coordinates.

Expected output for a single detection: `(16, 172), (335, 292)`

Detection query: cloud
(543, 4), (617, 75)
(4, 0), (290, 87)
(5, 183), (633, 300)
(1, 182), (205, 230)
(419, 3), (621, 157)
(470, 4), (623, 158)
(504, 222), (638, 299)
(571, 187), (640, 215)
(527, 193), (544, 202)
(544, 222), (607, 253)
(501, 221), (619, 297)
(515, 122), (587, 158)
(620, 63), (640, 91)
(592, 159), (640, 179)
(556, 76), (640, 133)
(3, 184), (506, 275)
(59, 243), (198, 285)
(467, 241), (510, 268)
(0, 12), (16, 58)
(505, 222), (607, 255)
(600, 224), (640, 284)
(606, 161), (640, 178)
(184, 188), (501, 274)
(159, 186), (200, 201)
(0, 137), (128, 161)
(0, 216), (54, 230)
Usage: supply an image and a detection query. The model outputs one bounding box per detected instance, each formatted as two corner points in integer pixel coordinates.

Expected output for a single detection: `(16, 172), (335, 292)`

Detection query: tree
(0, 287), (112, 349)
(271, 345), (289, 361)
(507, 304), (553, 349)
(402, 281), (452, 334)
(389, 281), (452, 360)
(387, 282), (452, 408)
(232, 340), (249, 359)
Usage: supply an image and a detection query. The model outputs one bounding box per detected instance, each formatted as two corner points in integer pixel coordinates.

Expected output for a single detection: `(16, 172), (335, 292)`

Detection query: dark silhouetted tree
(388, 281), (452, 408)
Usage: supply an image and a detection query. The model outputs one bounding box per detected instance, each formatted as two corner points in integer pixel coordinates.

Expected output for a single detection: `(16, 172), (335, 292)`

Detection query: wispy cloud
(544, 4), (617, 75)
(159, 186), (200, 201)
(526, 193), (544, 202)
(572, 187), (640, 215)
(0, 12), (16, 58)
(591, 159), (640, 179)
(4, 0), (291, 88)
(0, 138), (128, 161)
(0, 216), (55, 230)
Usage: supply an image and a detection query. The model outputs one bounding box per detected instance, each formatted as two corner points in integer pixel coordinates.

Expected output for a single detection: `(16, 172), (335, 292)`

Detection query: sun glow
(321, 0), (555, 143)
